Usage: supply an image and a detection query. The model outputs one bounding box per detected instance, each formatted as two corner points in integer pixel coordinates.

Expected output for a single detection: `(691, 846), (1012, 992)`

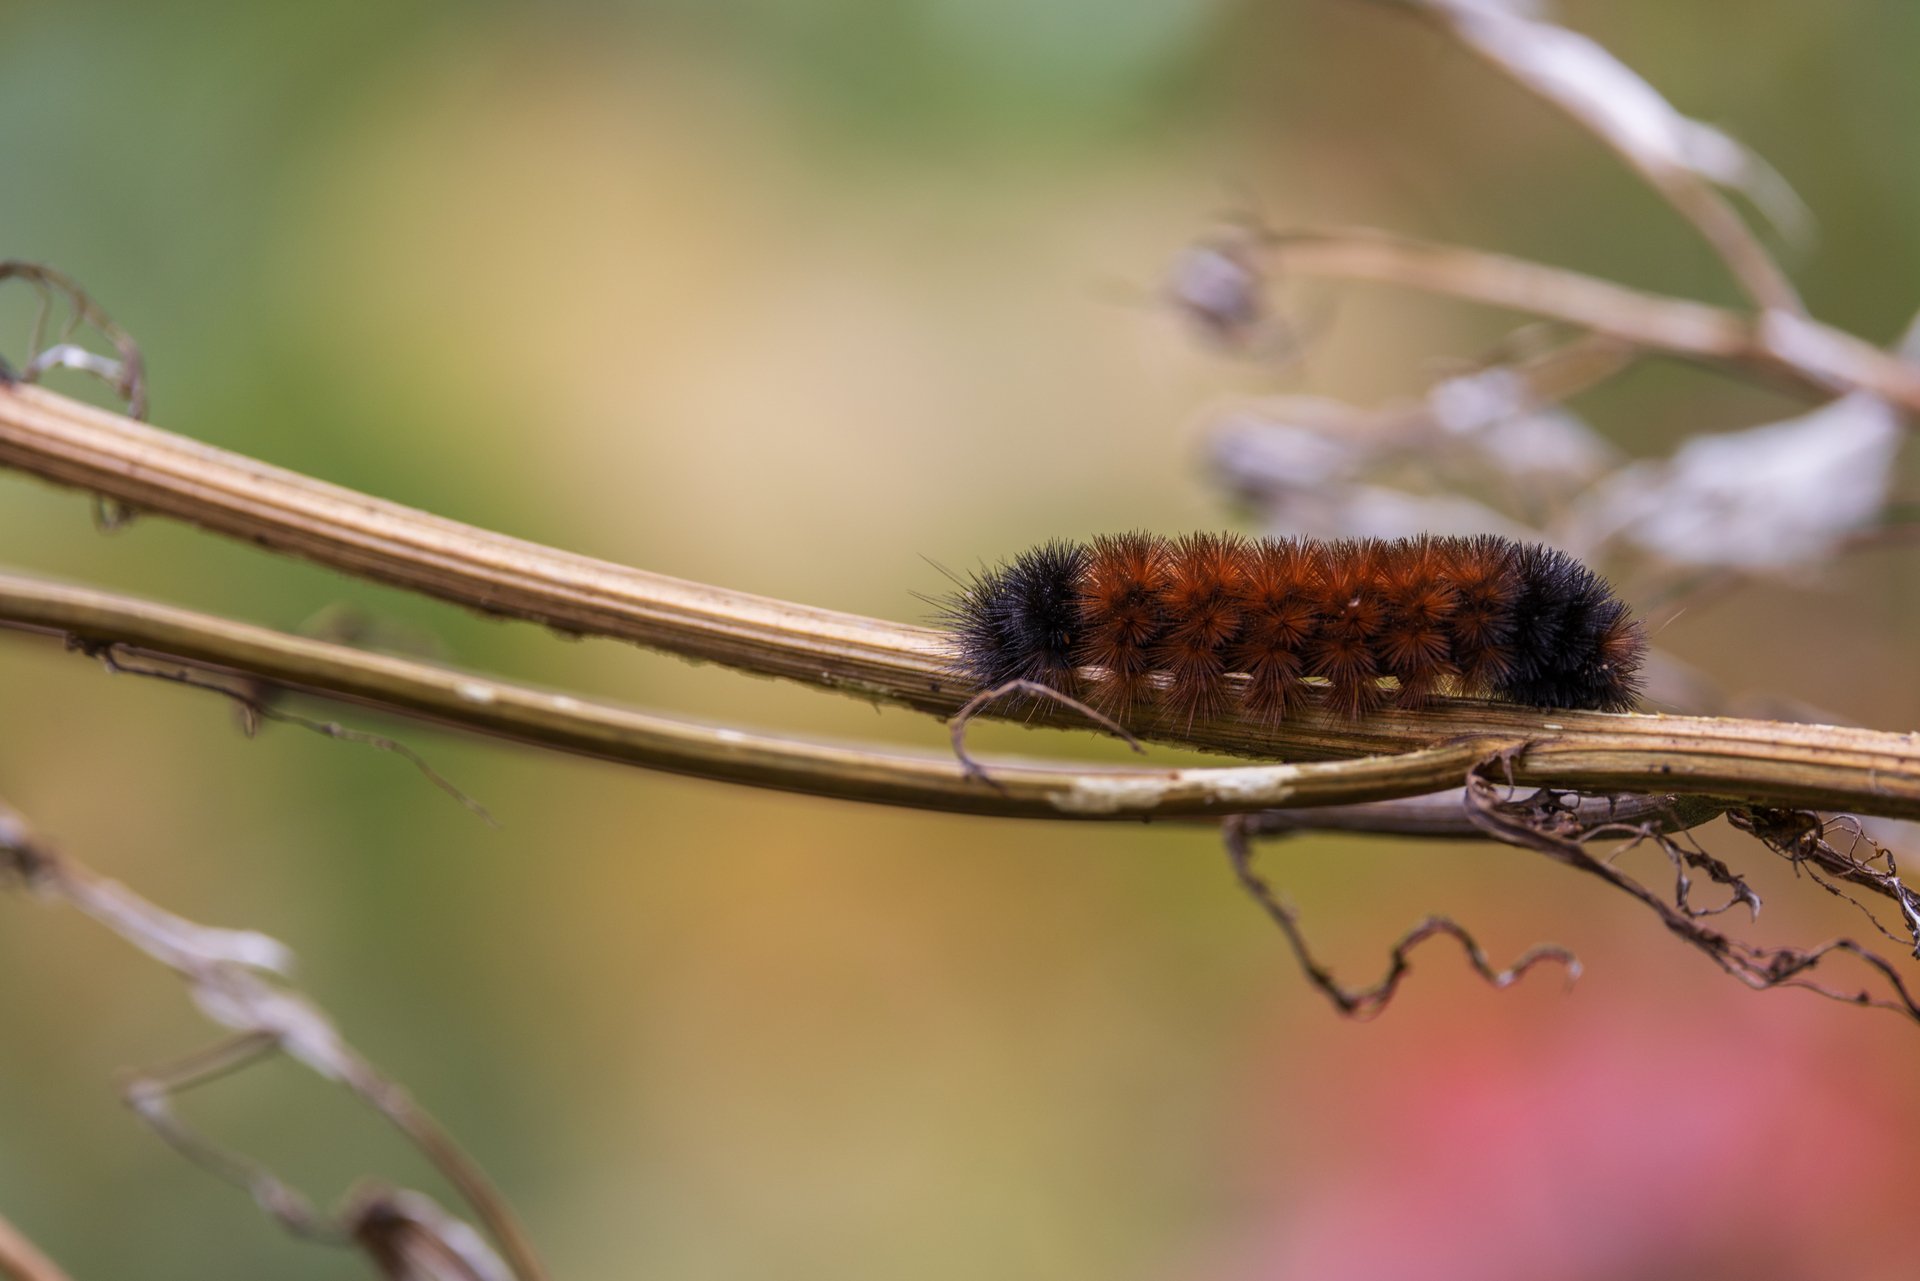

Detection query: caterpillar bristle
(944, 540), (1086, 705)
(1080, 531), (1169, 716)
(1443, 534), (1521, 692)
(1151, 532), (1245, 724)
(1374, 534), (1460, 710)
(1228, 537), (1317, 722)
(1300, 542), (1378, 718)
(940, 533), (1645, 724)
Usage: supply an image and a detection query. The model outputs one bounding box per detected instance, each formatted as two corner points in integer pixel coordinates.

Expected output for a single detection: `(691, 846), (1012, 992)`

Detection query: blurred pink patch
(1205, 995), (1913, 1281)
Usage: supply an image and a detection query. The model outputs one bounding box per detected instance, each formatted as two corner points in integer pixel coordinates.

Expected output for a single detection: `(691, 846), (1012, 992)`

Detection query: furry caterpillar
(941, 533), (1645, 719)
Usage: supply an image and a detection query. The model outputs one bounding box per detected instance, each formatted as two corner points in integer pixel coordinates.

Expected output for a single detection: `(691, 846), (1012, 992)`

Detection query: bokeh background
(4, 2), (1920, 1277)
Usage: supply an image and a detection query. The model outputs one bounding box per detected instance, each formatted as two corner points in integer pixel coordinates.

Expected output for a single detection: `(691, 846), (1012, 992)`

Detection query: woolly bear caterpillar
(940, 533), (1644, 721)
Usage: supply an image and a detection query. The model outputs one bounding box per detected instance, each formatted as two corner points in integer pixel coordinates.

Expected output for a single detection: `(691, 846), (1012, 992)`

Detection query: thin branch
(1225, 814), (1581, 1018)
(1256, 229), (1920, 410)
(125, 1040), (520, 1281)
(1369, 0), (1804, 313)
(1235, 789), (1727, 839)
(82, 641), (499, 826)
(1461, 770), (1920, 1023)
(0, 261), (147, 418)
(0, 801), (547, 1281)
(0, 1215), (74, 1281)
(1219, 329), (1637, 460)
(1730, 808), (1920, 953)
(124, 1034), (340, 1242)
(0, 571), (1512, 820)
(4, 569), (1920, 820)
(948, 678), (1144, 787)
(2, 389), (1918, 818)
(346, 1186), (518, 1281)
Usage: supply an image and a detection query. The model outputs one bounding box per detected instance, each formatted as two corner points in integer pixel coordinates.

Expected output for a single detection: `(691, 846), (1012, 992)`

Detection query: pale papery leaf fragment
(68, 876), (296, 975)
(1204, 367), (1612, 540)
(1473, 407), (1617, 482)
(1207, 407), (1372, 493)
(1569, 391), (1903, 570)
(1425, 363), (1619, 480)
(1404, 0), (1811, 242)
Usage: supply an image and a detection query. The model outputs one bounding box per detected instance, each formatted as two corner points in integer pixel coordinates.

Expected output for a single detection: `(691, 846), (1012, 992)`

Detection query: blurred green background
(4, 2), (1920, 1277)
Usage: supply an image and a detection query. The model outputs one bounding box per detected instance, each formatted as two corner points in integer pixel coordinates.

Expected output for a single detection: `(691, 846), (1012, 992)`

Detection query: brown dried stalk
(0, 261), (146, 418)
(3, 566), (1920, 821)
(4, 388), (1920, 818)
(1227, 770), (1920, 1025)
(0, 1215), (73, 1281)
(1225, 813), (1583, 1018)
(1460, 772), (1920, 1023)
(0, 570), (1541, 820)
(1367, 0), (1804, 314)
(1258, 229), (1920, 410)
(0, 801), (543, 1281)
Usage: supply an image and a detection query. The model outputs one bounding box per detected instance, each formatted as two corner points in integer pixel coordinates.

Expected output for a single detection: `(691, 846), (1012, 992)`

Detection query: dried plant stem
(1370, 2), (1803, 315)
(0, 570), (1534, 820)
(4, 388), (1920, 817)
(3, 557), (1920, 822)
(1461, 772), (1920, 1021)
(1226, 813), (1582, 1019)
(1630, 167), (1802, 315)
(1234, 791), (1726, 839)
(1261, 228), (1920, 410)
(0, 801), (544, 1280)
(0, 261), (147, 418)
(0, 1216), (72, 1281)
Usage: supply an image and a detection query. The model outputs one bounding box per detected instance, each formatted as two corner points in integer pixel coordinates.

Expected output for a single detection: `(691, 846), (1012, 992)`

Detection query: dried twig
(0, 801), (544, 1281)
(124, 1041), (517, 1280)
(346, 1186), (516, 1281)
(76, 639), (499, 826)
(0, 1215), (74, 1281)
(1461, 769), (1920, 1024)
(1, 261), (148, 532)
(1369, 0), (1805, 313)
(0, 571), (1519, 821)
(1224, 813), (1581, 1018)
(947, 678), (1144, 787)
(0, 261), (146, 418)
(1204, 330), (1634, 535)
(125, 1033), (343, 1241)
(1235, 789), (1726, 840)
(3, 410), (1920, 816)
(1255, 229), (1920, 410)
(1732, 808), (1920, 956)
(4, 569), (1920, 822)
